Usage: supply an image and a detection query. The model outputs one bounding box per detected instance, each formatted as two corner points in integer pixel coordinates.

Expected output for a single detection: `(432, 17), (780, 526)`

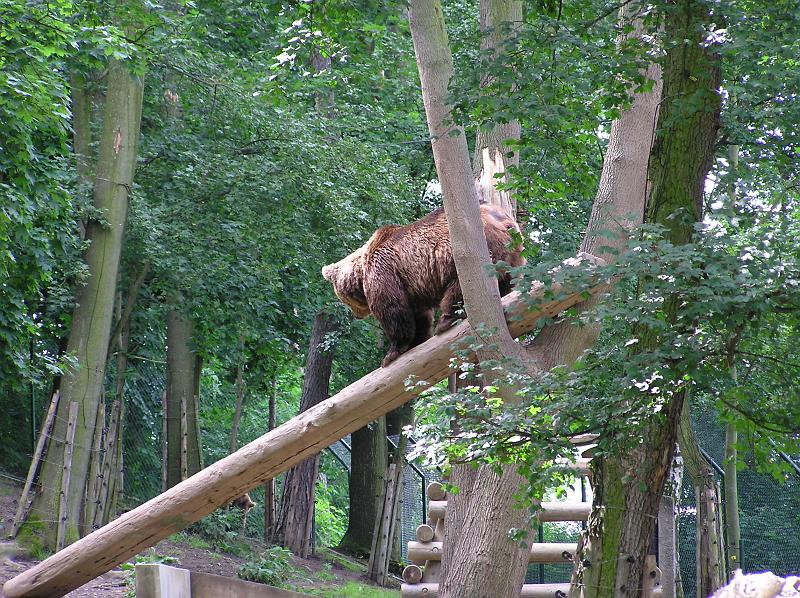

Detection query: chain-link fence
(677, 409), (800, 598)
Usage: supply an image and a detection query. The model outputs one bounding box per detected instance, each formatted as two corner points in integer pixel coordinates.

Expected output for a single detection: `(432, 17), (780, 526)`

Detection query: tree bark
(274, 313), (337, 557)
(339, 417), (388, 556)
(165, 307), (201, 488)
(27, 55), (144, 549)
(71, 71), (93, 241)
(573, 2), (721, 596)
(472, 0), (522, 218)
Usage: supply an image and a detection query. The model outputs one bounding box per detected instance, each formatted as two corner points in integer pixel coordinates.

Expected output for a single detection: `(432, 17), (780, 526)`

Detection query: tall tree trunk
(339, 417), (388, 556)
(71, 72), (93, 241)
(409, 2), (533, 595)
(723, 145), (741, 576)
(165, 307), (200, 488)
(27, 56), (144, 548)
(678, 398), (725, 596)
(574, 2), (721, 596)
(274, 313), (337, 557)
(472, 0), (522, 218)
(409, 0), (664, 595)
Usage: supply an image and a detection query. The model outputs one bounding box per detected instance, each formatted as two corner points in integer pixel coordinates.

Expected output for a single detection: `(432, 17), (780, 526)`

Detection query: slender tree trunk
(274, 313), (337, 557)
(165, 307), (200, 488)
(678, 398), (725, 595)
(339, 417), (388, 556)
(723, 145), (741, 576)
(574, 2), (721, 596)
(27, 55), (144, 549)
(409, 2), (534, 595)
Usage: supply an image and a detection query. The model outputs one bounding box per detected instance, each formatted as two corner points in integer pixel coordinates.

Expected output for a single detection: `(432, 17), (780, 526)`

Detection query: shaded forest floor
(0, 477), (399, 597)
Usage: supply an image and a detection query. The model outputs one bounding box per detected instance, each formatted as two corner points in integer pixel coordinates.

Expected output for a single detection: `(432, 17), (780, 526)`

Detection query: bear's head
(322, 252), (371, 319)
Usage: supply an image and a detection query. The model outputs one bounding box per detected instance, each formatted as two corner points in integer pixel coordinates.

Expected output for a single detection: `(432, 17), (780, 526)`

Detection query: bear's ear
(321, 263), (337, 282)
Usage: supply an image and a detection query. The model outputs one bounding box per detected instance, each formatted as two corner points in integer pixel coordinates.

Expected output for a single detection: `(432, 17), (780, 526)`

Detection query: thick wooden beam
(4, 255), (606, 598)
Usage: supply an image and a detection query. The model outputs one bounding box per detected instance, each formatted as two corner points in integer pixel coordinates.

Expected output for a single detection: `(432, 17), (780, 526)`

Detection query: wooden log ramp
(4, 254), (606, 598)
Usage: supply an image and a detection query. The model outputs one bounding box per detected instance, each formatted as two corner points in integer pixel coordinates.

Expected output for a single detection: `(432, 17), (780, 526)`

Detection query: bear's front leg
(367, 276), (417, 367)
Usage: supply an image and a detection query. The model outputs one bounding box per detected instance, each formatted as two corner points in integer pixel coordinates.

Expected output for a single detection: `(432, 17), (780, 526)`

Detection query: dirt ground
(0, 478), (386, 598)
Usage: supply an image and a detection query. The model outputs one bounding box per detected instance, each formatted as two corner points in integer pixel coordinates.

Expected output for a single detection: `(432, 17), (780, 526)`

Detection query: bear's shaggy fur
(322, 205), (524, 367)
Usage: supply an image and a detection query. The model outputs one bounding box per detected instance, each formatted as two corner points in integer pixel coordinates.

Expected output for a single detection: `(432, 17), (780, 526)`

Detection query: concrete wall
(135, 564), (313, 598)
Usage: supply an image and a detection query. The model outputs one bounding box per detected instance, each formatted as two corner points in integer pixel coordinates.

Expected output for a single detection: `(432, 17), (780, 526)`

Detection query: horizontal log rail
(427, 500), (591, 523)
(401, 582), (571, 597)
(4, 254), (607, 598)
(408, 541), (579, 565)
(401, 582), (664, 597)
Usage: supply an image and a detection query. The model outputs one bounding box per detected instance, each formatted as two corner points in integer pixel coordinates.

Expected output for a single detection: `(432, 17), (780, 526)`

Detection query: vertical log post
(56, 402), (80, 551)
(160, 390), (168, 492)
(264, 378), (277, 543)
(85, 396), (106, 532)
(10, 391), (61, 538)
(180, 395), (188, 481)
(93, 401), (121, 529)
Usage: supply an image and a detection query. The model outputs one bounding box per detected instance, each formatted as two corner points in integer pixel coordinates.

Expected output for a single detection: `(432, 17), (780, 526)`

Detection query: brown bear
(322, 205), (525, 367)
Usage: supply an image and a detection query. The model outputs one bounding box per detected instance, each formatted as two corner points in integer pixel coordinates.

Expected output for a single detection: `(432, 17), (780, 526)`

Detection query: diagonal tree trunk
(27, 53), (145, 549)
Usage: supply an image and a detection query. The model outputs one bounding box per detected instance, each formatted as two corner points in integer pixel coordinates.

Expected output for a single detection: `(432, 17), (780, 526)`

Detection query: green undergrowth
(316, 547), (367, 572)
(302, 581), (400, 598)
(15, 516), (49, 561)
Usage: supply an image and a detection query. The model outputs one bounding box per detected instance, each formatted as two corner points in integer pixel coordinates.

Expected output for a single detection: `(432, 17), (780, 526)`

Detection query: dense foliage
(0, 0), (797, 575)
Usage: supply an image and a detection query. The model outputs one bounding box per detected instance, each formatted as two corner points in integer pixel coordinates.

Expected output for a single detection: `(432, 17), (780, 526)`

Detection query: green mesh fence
(677, 409), (800, 598)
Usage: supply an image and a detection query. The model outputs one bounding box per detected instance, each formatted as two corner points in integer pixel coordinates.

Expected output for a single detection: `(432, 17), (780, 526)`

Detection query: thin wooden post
(264, 378), (277, 543)
(85, 395), (106, 532)
(93, 401), (120, 529)
(10, 391), (60, 538)
(657, 495), (677, 598)
(3, 266), (606, 598)
(56, 402), (79, 551)
(160, 390), (168, 492)
(180, 395), (188, 481)
(193, 393), (203, 469)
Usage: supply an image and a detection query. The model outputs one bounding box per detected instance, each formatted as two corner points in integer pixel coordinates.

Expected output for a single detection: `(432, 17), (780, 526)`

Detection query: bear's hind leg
(413, 309), (434, 347)
(435, 282), (464, 334)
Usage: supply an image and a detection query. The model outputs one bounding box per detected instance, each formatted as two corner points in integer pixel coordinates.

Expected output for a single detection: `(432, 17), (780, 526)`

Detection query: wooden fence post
(56, 402), (80, 551)
(9, 391), (61, 538)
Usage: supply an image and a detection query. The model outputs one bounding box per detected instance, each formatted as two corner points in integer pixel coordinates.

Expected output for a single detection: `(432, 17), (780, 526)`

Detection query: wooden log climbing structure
(401, 459), (677, 598)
